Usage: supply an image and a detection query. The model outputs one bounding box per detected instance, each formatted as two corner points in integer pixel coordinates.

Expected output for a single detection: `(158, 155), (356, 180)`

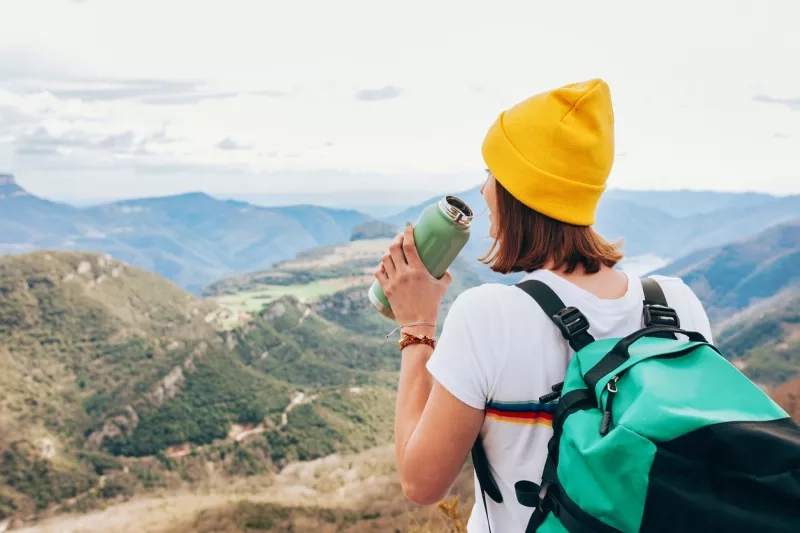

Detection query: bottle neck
(437, 197), (473, 227)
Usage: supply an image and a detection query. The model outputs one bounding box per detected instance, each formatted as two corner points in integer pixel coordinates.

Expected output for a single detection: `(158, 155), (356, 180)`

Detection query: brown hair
(480, 179), (624, 275)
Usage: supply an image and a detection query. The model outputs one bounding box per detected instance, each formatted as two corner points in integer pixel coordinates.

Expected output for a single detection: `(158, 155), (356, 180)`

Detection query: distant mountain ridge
(653, 220), (799, 320)
(3, 173), (799, 293)
(648, 221), (800, 388)
(389, 186), (800, 271)
(601, 189), (780, 217)
(1, 175), (369, 294)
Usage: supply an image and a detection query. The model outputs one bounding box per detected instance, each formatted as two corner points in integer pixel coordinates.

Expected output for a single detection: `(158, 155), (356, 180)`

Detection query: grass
(12, 441), (475, 533)
(213, 280), (362, 314)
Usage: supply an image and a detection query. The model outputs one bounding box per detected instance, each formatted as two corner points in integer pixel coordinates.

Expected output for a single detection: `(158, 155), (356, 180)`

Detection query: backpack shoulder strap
(516, 279), (595, 352)
(471, 434), (500, 532)
(472, 278), (596, 532)
(641, 277), (681, 328)
(472, 278), (592, 532)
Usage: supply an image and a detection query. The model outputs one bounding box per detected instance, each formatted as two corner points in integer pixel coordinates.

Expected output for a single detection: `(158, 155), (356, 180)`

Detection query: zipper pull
(600, 376), (619, 436)
(538, 382), (564, 404)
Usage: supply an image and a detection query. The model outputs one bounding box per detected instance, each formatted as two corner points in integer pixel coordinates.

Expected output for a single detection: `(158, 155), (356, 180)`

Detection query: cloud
(14, 126), (179, 156)
(752, 94), (800, 110)
(252, 90), (289, 98)
(124, 161), (251, 175)
(97, 131), (137, 150)
(40, 78), (242, 105)
(217, 137), (252, 151)
(16, 127), (94, 155)
(354, 86), (401, 102)
(16, 145), (61, 156)
(142, 128), (180, 145)
(141, 92), (239, 105)
(46, 79), (202, 102)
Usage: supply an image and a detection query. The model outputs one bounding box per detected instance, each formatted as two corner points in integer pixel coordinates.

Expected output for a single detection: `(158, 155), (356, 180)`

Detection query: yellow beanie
(482, 78), (615, 226)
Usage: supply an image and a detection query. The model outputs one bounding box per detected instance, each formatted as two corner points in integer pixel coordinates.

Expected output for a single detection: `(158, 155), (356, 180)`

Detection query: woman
(374, 78), (712, 532)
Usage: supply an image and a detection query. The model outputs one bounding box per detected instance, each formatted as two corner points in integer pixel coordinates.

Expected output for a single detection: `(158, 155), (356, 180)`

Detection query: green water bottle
(368, 195), (474, 321)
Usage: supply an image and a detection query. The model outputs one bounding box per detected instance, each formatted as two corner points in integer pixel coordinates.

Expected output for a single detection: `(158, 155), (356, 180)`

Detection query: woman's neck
(546, 264), (629, 300)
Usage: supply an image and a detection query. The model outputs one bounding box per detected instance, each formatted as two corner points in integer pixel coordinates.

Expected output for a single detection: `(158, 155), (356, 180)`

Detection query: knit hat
(481, 78), (615, 226)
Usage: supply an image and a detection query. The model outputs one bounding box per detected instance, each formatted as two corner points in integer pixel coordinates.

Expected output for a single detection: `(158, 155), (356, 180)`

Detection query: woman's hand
(374, 223), (452, 326)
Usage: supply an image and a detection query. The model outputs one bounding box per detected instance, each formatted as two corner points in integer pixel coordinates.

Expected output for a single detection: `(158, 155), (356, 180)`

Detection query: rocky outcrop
(314, 288), (369, 316)
(87, 341), (207, 449)
(263, 301), (287, 320)
(148, 366), (185, 406)
(86, 406), (139, 448)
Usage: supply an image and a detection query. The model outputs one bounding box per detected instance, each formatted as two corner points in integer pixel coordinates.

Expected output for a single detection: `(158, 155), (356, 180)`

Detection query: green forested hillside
(715, 288), (800, 387)
(650, 221), (800, 388)
(0, 251), (398, 521)
(655, 220), (799, 321)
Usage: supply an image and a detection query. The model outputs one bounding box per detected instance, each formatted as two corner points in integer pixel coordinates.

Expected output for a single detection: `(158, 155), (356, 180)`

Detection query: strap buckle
(643, 304), (680, 328)
(551, 307), (590, 341)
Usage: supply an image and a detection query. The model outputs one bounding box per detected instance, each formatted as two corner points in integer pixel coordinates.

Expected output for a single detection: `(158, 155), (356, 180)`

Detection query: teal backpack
(472, 277), (800, 533)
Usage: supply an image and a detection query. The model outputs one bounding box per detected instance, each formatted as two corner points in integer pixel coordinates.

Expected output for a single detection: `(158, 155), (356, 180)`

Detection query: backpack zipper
(600, 376), (619, 436)
(596, 343), (711, 436)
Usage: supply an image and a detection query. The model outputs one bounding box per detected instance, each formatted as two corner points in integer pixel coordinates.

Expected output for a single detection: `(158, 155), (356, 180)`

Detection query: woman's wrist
(400, 325), (437, 338)
(398, 319), (437, 337)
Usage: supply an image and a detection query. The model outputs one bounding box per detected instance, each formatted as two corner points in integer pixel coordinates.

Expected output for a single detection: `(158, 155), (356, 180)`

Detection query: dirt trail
(280, 391), (317, 427)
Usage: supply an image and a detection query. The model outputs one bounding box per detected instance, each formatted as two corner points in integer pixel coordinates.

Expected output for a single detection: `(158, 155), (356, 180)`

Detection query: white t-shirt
(426, 269), (713, 533)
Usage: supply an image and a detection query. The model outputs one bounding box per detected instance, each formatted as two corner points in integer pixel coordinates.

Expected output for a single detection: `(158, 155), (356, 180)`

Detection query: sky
(1, 0), (799, 205)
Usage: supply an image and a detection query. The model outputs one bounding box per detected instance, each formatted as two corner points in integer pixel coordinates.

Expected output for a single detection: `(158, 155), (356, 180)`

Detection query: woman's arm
(375, 225), (485, 505)
(394, 341), (485, 504)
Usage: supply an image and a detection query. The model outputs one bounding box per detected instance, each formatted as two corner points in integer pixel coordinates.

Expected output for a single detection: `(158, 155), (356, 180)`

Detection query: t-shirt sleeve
(426, 289), (491, 410)
(682, 281), (714, 344)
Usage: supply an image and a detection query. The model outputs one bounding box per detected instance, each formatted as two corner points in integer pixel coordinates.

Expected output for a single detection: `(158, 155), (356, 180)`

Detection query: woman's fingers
(402, 224), (424, 269)
(388, 233), (407, 271)
(381, 252), (396, 278)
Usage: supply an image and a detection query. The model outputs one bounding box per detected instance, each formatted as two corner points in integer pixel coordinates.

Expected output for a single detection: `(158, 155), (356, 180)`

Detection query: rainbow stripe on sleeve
(486, 399), (557, 426)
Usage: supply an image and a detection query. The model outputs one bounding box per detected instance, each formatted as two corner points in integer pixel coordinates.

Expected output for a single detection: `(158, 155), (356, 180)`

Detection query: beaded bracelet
(398, 333), (436, 351)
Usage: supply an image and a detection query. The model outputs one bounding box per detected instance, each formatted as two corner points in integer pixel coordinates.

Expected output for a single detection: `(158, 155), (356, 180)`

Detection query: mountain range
(654, 220), (799, 321)
(390, 186), (800, 275)
(4, 173), (799, 295)
(1, 175), (369, 295)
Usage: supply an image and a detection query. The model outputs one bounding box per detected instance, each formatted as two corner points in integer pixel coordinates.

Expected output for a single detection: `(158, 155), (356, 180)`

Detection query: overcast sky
(1, 0), (798, 202)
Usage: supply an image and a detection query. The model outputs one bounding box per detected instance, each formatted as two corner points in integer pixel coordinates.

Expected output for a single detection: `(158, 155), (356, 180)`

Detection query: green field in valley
(213, 280), (365, 314)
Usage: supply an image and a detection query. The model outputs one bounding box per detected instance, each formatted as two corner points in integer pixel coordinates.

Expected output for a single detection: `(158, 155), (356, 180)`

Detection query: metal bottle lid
(437, 195), (474, 227)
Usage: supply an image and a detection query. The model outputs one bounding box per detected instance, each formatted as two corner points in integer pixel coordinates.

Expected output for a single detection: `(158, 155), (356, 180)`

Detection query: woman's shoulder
(645, 274), (713, 337)
(645, 274), (702, 305)
(444, 281), (543, 327)
(450, 281), (530, 307)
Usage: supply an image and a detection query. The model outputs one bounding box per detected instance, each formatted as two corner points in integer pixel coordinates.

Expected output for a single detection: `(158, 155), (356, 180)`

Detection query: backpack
(471, 276), (800, 533)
